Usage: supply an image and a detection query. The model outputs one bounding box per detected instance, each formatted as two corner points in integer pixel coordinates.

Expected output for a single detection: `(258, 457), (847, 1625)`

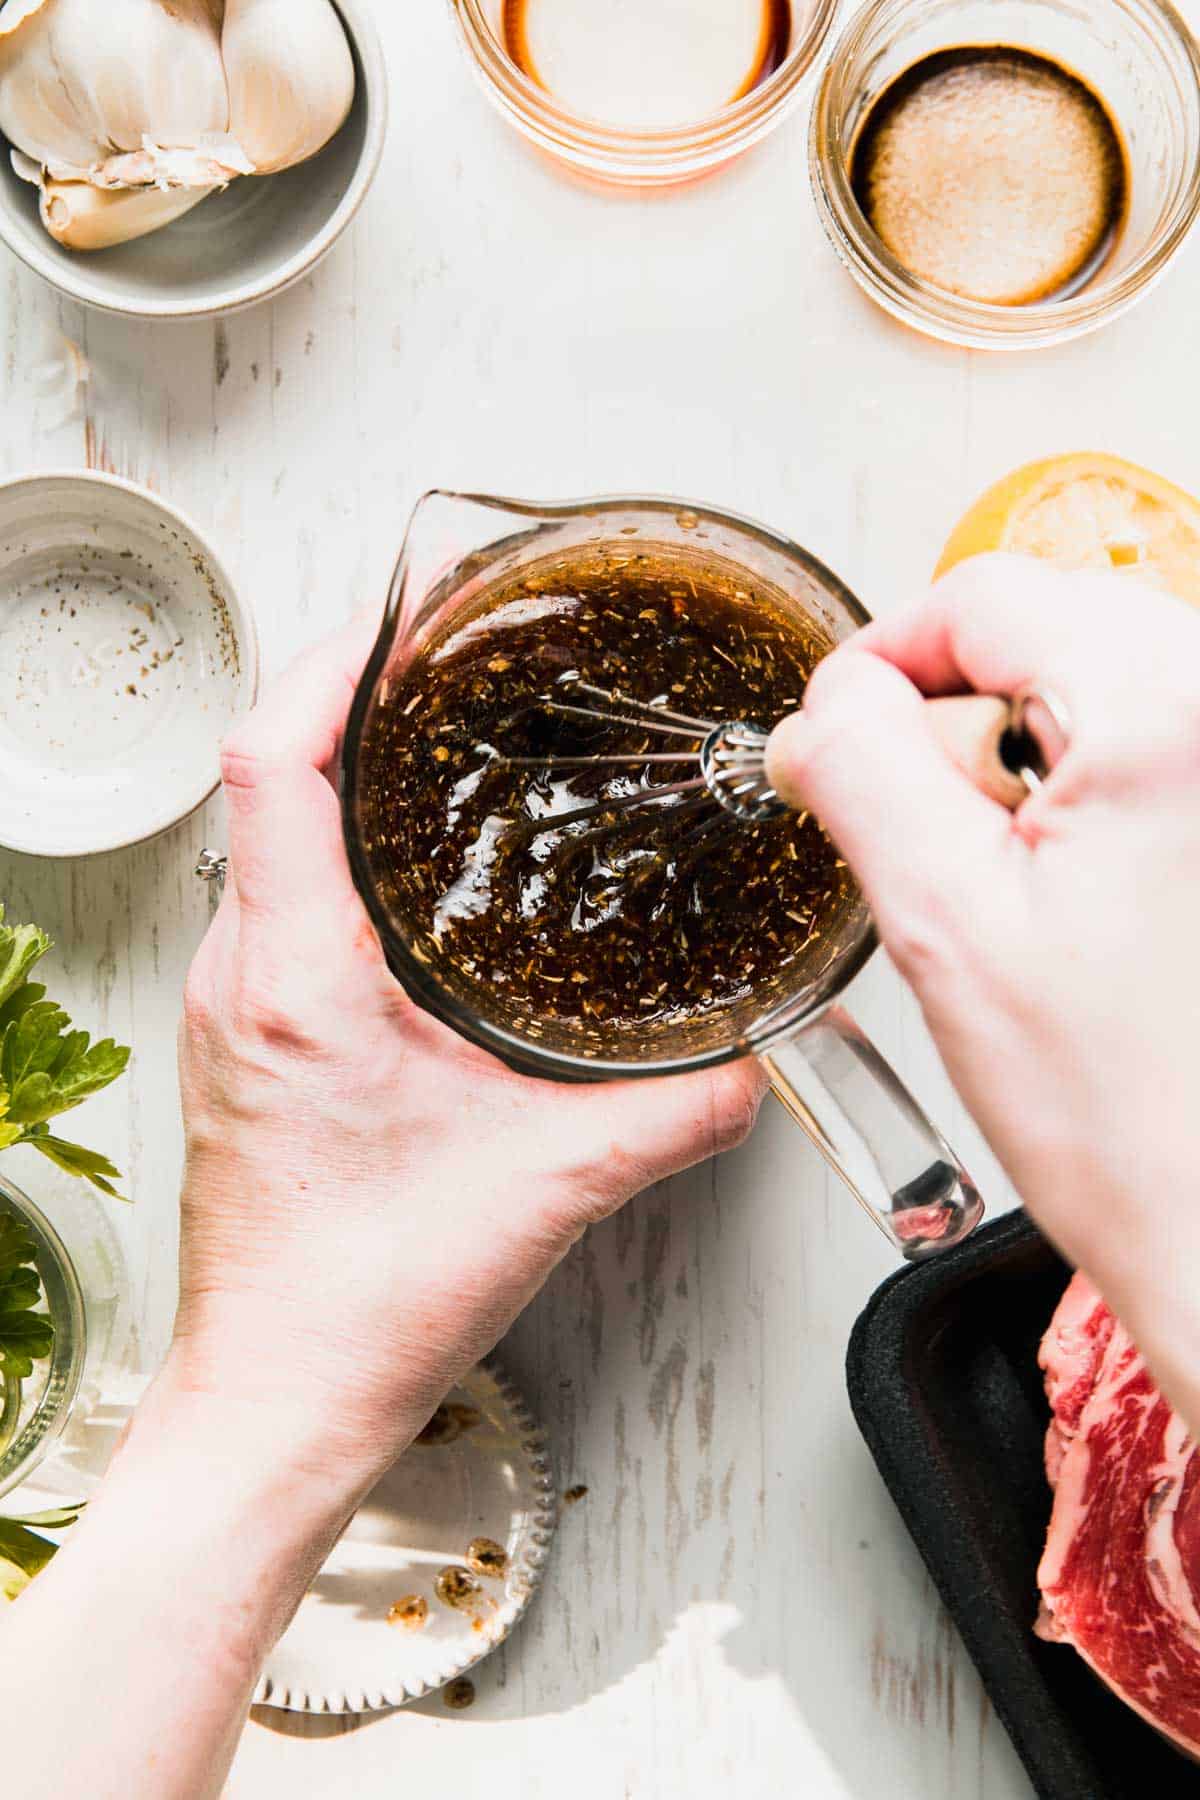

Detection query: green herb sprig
(0, 906), (130, 1198)
(0, 1504), (84, 1601)
(0, 1213), (53, 1386)
(0, 907), (129, 1592)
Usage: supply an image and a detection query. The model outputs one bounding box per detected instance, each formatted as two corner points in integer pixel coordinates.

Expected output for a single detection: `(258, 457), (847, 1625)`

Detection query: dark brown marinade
(358, 542), (858, 1051)
(850, 46), (1128, 306)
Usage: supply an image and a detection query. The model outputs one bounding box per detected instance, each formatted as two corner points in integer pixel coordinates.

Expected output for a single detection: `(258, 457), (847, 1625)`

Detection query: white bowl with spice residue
(0, 471), (258, 859)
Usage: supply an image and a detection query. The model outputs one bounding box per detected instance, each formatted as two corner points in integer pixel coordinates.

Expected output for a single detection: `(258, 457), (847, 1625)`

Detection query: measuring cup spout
(386, 490), (618, 644)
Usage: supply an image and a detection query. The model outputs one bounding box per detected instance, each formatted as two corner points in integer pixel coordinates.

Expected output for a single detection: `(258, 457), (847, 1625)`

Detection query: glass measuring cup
(340, 493), (985, 1260)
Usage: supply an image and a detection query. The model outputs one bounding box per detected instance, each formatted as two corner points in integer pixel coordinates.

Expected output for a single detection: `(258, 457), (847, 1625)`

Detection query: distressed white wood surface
(3, 3), (1200, 1794)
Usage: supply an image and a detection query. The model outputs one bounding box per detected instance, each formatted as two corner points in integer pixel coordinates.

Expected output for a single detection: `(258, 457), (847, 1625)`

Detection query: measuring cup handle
(760, 1005), (984, 1260)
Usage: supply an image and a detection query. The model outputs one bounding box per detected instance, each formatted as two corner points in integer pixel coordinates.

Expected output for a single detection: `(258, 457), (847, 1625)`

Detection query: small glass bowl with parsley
(0, 903), (129, 1559)
(0, 1175), (85, 1503)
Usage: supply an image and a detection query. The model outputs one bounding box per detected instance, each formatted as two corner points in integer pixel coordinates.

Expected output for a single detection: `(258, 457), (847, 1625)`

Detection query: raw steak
(1038, 1272), (1200, 1759)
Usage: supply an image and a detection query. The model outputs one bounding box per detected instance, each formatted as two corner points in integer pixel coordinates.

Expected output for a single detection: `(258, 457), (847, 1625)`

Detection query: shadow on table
(246, 1111), (1018, 1794)
(249, 1706), (391, 1741)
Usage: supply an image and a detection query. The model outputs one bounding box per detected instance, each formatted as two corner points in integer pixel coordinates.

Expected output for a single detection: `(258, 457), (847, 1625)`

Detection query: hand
(0, 618), (760, 1800)
(175, 615), (764, 1481)
(766, 553), (1200, 1421)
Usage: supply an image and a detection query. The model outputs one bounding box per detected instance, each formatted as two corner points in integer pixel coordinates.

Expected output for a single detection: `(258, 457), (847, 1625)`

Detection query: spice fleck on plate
(466, 1537), (508, 1580)
(387, 1595), (429, 1630)
(414, 1400), (483, 1447)
(436, 1566), (481, 1610)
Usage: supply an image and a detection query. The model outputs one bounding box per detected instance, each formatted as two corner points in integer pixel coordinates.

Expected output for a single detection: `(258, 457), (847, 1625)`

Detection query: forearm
(996, 1090), (1200, 1436)
(0, 1354), (405, 1800)
(1075, 1151), (1200, 1443)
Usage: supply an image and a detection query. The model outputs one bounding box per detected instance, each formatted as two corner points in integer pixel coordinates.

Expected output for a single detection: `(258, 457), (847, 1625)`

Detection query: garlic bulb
(13, 150), (213, 249)
(0, 0), (357, 251)
(0, 0), (242, 187)
(222, 0), (355, 177)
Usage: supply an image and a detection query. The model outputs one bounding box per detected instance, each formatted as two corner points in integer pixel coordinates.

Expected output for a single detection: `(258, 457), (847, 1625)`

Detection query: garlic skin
(222, 0), (354, 177)
(11, 147), (214, 248)
(94, 136), (254, 191)
(0, 0), (238, 188)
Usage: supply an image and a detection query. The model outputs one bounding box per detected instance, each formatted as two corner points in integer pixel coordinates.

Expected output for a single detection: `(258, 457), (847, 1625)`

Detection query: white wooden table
(4, 4), (1200, 1794)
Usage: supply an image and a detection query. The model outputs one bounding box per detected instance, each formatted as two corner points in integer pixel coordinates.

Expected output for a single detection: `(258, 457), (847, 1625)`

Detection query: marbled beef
(1038, 1272), (1200, 1759)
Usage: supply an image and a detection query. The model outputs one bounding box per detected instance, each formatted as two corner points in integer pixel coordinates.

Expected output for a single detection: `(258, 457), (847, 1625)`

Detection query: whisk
(194, 678), (1051, 921)
(495, 676), (786, 833)
(491, 673), (1044, 848)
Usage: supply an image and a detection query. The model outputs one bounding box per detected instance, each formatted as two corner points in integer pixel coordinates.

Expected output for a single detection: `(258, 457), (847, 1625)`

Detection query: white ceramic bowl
(0, 0), (387, 320)
(0, 471), (258, 858)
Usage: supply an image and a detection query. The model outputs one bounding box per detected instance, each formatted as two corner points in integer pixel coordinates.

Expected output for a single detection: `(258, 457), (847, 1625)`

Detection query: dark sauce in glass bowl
(356, 541), (860, 1062)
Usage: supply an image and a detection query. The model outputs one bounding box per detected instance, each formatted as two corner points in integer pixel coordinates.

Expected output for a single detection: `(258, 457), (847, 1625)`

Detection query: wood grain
(5, 3), (1200, 1795)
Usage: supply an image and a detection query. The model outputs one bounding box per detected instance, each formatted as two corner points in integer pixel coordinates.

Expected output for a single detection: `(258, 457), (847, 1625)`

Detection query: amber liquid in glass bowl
(356, 541), (857, 1064)
(499, 0), (793, 131)
(452, 0), (839, 185)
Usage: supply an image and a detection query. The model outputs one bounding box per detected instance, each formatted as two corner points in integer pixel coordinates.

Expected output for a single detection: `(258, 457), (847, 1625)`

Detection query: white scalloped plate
(254, 1364), (556, 1713)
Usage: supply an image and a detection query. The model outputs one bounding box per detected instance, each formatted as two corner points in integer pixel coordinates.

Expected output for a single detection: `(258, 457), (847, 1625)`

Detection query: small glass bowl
(448, 0), (841, 186)
(810, 0), (1200, 349)
(0, 1173), (86, 1504)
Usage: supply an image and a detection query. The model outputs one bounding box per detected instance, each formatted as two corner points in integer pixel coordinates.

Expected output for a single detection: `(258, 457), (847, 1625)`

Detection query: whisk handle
(928, 695), (1029, 810)
(767, 693), (1041, 814)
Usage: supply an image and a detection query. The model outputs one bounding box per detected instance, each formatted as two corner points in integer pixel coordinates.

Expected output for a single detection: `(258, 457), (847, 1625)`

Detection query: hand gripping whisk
(493, 674), (1057, 846)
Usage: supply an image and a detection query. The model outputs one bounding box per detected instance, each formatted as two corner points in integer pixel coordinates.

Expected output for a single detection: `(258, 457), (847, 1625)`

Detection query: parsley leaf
(0, 1213), (53, 1382)
(0, 906), (131, 1197)
(0, 1522), (55, 1576)
(0, 1505), (83, 1599)
(0, 907), (131, 1459)
(1, 1003), (129, 1128)
(0, 1090), (21, 1155)
(25, 1136), (124, 1198)
(0, 910), (50, 1016)
(0, 1211), (38, 1282)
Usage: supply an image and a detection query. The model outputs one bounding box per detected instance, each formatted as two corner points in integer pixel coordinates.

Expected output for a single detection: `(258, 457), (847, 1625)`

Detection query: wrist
(56, 1349), (409, 1684)
(149, 1335), (425, 1504)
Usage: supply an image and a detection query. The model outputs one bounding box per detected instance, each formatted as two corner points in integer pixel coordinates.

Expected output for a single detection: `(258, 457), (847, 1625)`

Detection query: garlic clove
(0, 0), (108, 171)
(37, 176), (215, 251)
(222, 0), (355, 177)
(0, 0), (234, 187)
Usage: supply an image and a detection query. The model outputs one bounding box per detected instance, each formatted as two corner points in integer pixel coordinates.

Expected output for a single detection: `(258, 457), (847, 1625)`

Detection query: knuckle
(219, 726), (277, 794)
(878, 886), (966, 986)
(708, 1068), (765, 1156)
(230, 970), (323, 1059)
(937, 548), (1028, 598)
(802, 650), (858, 717)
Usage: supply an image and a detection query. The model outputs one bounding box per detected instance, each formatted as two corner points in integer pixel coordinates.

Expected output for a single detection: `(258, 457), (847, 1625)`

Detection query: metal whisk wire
(491, 675), (787, 848)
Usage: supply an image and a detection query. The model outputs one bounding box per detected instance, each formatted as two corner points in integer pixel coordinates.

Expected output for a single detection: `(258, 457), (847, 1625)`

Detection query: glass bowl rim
(448, 0), (842, 158)
(810, 0), (1200, 347)
(340, 490), (879, 1083)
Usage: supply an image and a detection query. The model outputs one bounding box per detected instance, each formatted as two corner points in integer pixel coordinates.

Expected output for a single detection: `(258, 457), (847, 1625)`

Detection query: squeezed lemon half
(936, 452), (1200, 610)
